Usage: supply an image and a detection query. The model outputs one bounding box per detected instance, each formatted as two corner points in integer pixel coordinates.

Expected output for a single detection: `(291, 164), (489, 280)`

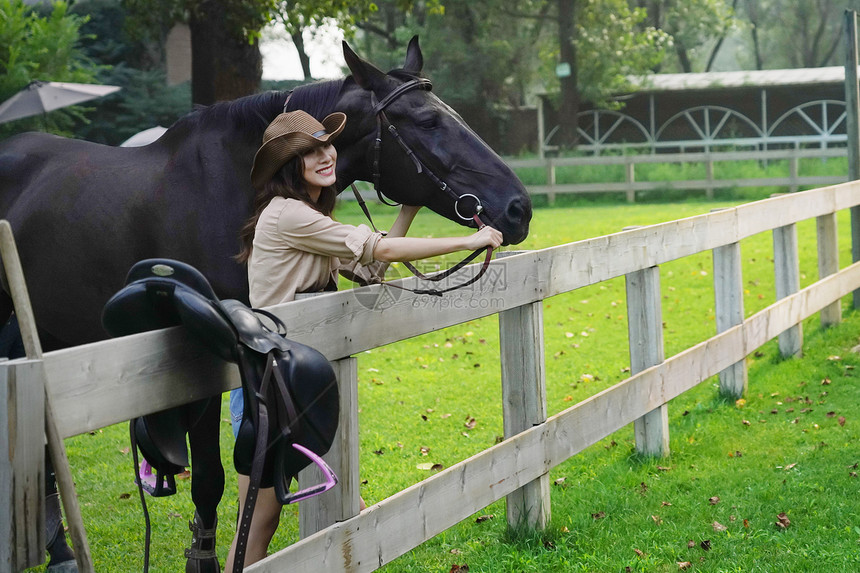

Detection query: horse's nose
(502, 196), (532, 244)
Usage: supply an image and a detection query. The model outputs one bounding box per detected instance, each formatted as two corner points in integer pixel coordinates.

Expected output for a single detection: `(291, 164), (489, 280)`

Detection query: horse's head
(335, 36), (531, 245)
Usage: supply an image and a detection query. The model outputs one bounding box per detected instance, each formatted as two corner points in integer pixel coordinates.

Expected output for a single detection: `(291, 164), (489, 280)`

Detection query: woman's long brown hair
(235, 153), (338, 264)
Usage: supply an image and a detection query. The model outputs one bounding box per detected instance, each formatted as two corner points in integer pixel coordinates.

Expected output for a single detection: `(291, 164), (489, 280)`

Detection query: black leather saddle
(101, 259), (339, 562)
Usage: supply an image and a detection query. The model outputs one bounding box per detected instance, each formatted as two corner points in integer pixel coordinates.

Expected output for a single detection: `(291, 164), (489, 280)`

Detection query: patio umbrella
(0, 80), (121, 124)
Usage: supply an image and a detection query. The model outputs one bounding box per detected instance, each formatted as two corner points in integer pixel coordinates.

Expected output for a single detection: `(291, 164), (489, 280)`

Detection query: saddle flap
(233, 342), (339, 489)
(134, 408), (190, 470)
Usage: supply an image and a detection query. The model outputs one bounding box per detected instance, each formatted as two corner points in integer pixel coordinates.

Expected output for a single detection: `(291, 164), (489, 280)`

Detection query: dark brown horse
(0, 37), (531, 570)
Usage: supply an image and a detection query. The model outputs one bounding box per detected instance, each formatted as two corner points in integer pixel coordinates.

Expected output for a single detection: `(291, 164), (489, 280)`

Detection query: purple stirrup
(281, 443), (338, 504)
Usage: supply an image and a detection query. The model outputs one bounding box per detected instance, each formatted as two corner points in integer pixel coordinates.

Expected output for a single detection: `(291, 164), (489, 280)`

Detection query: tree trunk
(291, 29), (312, 80)
(675, 40), (692, 73)
(557, 0), (579, 148)
(189, 0), (262, 106)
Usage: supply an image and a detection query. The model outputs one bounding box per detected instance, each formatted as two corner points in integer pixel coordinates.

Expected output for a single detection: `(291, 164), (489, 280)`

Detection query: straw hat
(250, 110), (346, 190)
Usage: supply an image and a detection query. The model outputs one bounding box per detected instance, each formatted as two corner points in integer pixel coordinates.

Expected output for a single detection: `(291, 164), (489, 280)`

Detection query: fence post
(625, 158), (636, 203)
(817, 212), (841, 326)
(625, 259), (669, 457)
(497, 252), (549, 530)
(705, 154), (715, 199)
(844, 10), (860, 309)
(546, 158), (556, 206)
(0, 359), (45, 570)
(712, 231), (748, 398)
(773, 223), (803, 357)
(0, 220), (93, 572)
(299, 356), (360, 536)
(789, 154), (799, 193)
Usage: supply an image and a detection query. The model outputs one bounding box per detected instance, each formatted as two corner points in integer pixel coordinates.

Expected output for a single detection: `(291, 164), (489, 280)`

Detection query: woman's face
(301, 143), (338, 194)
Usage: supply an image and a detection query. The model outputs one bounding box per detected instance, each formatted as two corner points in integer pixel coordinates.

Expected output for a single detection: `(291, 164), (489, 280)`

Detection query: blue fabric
(229, 387), (244, 438)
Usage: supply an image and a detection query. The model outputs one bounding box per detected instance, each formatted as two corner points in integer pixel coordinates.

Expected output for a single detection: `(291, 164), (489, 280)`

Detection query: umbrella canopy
(120, 126), (168, 147)
(0, 81), (121, 124)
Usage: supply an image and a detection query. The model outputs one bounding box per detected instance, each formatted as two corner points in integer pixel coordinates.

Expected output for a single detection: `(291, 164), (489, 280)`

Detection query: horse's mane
(166, 79), (349, 139)
(285, 79), (347, 119)
(169, 91), (286, 137)
(165, 72), (433, 138)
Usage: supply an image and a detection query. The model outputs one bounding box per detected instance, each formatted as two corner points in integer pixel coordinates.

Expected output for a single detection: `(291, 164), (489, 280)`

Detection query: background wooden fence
(3, 180), (860, 571)
(506, 147), (849, 203)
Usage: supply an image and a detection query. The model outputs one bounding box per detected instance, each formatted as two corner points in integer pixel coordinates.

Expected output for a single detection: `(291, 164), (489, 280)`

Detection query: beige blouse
(247, 197), (385, 307)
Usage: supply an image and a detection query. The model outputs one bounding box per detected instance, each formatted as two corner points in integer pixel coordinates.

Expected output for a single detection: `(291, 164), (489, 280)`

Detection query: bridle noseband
(351, 78), (494, 296)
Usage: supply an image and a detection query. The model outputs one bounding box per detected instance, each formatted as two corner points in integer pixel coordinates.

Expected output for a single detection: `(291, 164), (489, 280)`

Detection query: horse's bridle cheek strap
(360, 77), (494, 296)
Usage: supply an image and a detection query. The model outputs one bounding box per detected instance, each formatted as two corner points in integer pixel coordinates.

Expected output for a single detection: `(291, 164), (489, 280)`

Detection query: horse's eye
(416, 114), (439, 129)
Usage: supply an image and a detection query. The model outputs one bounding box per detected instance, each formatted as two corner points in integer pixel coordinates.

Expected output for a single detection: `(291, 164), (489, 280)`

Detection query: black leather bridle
(350, 77), (494, 296)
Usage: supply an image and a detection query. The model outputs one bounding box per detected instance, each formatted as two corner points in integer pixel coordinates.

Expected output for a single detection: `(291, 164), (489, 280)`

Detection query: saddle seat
(101, 258), (339, 502)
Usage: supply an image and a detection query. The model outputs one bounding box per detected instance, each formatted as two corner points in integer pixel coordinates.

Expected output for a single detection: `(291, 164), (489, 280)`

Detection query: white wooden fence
(507, 147), (849, 203)
(3, 180), (860, 571)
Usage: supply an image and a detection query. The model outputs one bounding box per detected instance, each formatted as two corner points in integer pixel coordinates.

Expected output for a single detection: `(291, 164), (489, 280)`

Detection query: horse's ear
(343, 40), (386, 91)
(403, 35), (423, 74)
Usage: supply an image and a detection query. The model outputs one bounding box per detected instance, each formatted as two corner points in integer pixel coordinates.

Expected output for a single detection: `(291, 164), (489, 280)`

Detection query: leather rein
(349, 77), (494, 297)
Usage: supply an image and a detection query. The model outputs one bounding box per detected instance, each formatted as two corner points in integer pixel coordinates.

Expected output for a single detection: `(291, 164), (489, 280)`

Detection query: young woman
(225, 110), (503, 569)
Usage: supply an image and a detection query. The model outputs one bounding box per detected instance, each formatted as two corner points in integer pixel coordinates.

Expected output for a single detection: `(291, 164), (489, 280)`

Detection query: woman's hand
(465, 225), (503, 251)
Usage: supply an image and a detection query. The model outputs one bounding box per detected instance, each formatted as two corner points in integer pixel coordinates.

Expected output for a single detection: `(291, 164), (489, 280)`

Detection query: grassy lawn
(38, 193), (860, 572)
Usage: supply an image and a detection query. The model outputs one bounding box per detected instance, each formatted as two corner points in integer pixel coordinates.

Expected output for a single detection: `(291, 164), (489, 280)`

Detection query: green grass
(33, 195), (860, 572)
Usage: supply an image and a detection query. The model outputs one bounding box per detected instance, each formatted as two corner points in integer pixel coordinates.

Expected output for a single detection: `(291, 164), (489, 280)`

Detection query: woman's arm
(384, 204), (422, 239)
(372, 223), (503, 263)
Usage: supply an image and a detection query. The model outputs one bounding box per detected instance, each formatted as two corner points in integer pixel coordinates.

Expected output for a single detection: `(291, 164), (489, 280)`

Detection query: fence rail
(4, 180), (860, 571)
(506, 147), (849, 202)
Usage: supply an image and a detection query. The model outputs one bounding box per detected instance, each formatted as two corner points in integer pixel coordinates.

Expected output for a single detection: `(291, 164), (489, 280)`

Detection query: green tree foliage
(635, 0), (740, 73)
(350, 0), (668, 149)
(69, 0), (191, 145)
(737, 0), (860, 70)
(123, 0), (276, 103)
(557, 0), (669, 107)
(0, 0), (100, 136)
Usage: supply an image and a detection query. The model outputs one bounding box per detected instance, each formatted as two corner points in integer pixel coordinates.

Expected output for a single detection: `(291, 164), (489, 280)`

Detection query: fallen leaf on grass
(708, 496), (720, 505)
(677, 562), (693, 570)
(839, 416), (846, 426)
(633, 548), (645, 557)
(700, 539), (711, 551)
(475, 514), (495, 523)
(712, 521), (727, 531)
(449, 565), (469, 572)
(651, 515), (663, 525)
(591, 511), (606, 520)
(118, 493), (131, 500)
(464, 416), (477, 430)
(775, 512), (791, 529)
